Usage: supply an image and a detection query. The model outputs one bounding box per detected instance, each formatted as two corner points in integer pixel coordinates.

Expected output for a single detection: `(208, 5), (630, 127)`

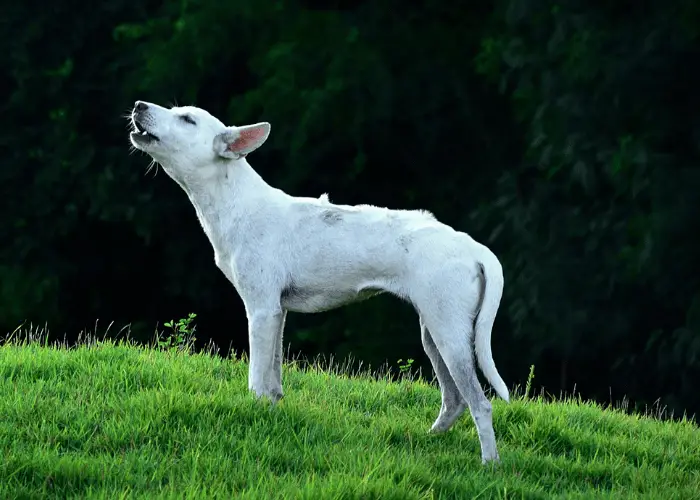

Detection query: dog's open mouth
(131, 119), (160, 143)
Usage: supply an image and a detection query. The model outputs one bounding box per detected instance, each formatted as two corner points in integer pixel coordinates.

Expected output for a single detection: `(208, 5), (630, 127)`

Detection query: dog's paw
(481, 454), (501, 466)
(427, 423), (450, 434)
(250, 387), (284, 405)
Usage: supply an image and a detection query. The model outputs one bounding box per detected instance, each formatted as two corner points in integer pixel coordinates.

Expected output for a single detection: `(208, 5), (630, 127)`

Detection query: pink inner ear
(227, 126), (266, 153)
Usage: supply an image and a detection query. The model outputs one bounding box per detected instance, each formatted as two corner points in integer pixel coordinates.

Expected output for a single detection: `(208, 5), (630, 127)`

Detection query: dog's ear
(214, 123), (271, 159)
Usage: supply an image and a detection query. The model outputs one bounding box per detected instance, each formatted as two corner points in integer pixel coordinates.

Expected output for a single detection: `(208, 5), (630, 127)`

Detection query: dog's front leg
(272, 310), (287, 397)
(246, 309), (286, 402)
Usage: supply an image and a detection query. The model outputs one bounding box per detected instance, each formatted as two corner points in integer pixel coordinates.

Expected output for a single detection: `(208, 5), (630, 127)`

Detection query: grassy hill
(0, 334), (698, 499)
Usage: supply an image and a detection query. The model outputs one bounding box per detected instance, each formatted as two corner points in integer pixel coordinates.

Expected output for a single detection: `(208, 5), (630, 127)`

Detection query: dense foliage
(3, 0), (699, 416)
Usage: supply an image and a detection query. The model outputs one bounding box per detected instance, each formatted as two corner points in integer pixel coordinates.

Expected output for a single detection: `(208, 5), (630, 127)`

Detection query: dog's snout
(134, 101), (148, 112)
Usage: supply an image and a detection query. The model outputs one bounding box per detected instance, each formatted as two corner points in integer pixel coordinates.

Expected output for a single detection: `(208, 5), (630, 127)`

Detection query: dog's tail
(474, 244), (509, 402)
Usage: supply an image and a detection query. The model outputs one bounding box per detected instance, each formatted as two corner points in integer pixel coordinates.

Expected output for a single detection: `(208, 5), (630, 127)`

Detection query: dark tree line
(3, 0), (699, 417)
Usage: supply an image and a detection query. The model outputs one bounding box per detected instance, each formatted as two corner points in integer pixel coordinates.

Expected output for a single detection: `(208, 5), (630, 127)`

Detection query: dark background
(3, 0), (699, 418)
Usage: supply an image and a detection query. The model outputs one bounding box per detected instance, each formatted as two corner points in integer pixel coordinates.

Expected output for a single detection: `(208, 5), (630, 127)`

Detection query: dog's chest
(213, 250), (236, 285)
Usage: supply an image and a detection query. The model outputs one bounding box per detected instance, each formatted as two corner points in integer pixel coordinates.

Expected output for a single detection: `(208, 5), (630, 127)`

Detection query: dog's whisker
(144, 160), (159, 177)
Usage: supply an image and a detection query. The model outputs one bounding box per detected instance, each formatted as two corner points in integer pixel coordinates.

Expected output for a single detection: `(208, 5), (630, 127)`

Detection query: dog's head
(129, 100), (270, 177)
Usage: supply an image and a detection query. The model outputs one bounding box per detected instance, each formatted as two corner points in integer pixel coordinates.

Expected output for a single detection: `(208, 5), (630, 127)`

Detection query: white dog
(128, 101), (509, 463)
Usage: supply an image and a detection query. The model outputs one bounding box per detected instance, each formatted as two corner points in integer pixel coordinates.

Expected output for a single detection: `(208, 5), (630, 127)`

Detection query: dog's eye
(180, 115), (196, 125)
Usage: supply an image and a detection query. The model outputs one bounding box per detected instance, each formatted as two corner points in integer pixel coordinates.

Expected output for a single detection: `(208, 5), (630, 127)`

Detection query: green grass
(0, 337), (698, 499)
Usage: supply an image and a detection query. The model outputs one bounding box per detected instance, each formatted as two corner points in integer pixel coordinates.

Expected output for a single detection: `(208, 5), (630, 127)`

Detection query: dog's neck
(164, 157), (276, 250)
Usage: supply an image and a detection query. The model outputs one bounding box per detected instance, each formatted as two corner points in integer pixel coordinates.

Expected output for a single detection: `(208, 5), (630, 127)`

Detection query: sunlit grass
(0, 331), (698, 499)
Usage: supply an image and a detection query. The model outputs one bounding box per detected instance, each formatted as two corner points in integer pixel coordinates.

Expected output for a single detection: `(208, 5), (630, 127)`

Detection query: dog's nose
(134, 101), (148, 112)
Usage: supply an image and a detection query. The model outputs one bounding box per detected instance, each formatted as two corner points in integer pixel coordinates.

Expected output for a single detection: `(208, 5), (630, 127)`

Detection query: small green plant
(524, 364), (536, 400)
(396, 358), (414, 379)
(158, 312), (197, 352)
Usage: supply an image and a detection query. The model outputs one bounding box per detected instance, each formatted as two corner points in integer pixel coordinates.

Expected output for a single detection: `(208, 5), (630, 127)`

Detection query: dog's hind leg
(416, 276), (500, 464)
(420, 317), (467, 433)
